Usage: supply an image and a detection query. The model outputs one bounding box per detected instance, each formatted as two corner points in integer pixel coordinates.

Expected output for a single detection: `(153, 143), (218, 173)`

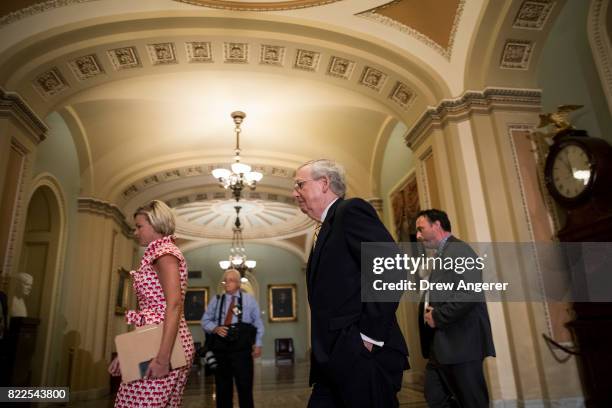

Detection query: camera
(204, 350), (217, 370)
(225, 324), (240, 342)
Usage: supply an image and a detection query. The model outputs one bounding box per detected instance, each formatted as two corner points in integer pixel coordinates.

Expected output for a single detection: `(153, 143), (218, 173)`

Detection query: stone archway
(14, 178), (66, 385)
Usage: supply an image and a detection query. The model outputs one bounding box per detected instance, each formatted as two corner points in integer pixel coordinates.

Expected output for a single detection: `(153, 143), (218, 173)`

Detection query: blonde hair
(133, 200), (176, 236)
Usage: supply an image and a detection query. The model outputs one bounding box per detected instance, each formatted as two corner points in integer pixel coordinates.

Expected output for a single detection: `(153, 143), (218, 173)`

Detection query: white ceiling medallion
(500, 40), (534, 70)
(147, 43), (178, 65)
(68, 54), (104, 80)
(327, 56), (355, 80)
(389, 81), (416, 109)
(186, 42), (213, 63)
(359, 66), (387, 92)
(224, 43), (249, 63)
(107, 47), (141, 70)
(513, 0), (555, 30)
(294, 49), (321, 71)
(260, 45), (286, 66)
(172, 197), (312, 240)
(33, 68), (69, 98)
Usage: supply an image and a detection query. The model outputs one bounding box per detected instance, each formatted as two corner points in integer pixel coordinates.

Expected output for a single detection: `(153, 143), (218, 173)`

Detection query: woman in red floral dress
(109, 200), (195, 407)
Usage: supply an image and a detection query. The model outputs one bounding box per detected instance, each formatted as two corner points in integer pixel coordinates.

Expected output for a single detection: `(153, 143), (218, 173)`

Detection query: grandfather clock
(543, 127), (612, 407)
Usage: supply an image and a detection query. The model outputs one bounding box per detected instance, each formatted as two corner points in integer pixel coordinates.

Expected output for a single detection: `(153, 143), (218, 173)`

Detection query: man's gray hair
(223, 268), (242, 284)
(300, 159), (346, 198)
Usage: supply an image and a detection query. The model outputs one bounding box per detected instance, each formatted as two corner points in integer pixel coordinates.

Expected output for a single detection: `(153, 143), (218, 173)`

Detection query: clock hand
(560, 157), (572, 173)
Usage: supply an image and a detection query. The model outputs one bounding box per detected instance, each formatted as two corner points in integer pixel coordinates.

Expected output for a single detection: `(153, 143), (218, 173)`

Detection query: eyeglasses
(294, 178), (317, 191)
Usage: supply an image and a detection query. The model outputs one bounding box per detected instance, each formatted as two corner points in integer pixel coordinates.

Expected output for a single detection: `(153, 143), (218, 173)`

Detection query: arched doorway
(14, 184), (64, 385)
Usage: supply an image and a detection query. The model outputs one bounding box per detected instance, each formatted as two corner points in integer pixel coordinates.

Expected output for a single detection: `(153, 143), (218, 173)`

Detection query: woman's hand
(145, 357), (170, 379)
(108, 356), (121, 377)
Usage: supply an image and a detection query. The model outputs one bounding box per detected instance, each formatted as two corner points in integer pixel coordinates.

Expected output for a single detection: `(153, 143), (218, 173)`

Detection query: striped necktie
(312, 223), (322, 248)
(224, 296), (235, 325)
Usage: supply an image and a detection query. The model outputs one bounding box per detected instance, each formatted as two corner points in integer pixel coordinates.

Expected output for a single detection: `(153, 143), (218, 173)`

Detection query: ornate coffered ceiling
(118, 162), (312, 241)
(173, 197), (311, 240)
(22, 37), (420, 114)
(0, 0), (569, 252)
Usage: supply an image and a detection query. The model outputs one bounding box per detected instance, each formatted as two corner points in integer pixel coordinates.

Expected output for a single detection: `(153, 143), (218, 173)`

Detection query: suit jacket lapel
(307, 199), (341, 296)
(429, 235), (456, 285)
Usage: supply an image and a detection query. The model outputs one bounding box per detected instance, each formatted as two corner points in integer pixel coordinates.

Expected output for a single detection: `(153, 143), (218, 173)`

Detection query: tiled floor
(63, 362), (426, 407)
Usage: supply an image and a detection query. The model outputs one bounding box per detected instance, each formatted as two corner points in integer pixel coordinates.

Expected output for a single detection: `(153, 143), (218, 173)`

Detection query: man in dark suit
(416, 209), (495, 408)
(293, 159), (409, 408)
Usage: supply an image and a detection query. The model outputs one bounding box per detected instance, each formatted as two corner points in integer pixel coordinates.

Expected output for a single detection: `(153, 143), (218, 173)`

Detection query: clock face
(551, 144), (592, 199)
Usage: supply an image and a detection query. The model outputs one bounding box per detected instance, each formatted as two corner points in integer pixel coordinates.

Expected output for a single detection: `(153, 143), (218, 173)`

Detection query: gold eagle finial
(537, 104), (583, 134)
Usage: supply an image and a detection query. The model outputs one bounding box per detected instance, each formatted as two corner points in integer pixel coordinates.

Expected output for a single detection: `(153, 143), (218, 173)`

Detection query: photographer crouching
(201, 269), (264, 408)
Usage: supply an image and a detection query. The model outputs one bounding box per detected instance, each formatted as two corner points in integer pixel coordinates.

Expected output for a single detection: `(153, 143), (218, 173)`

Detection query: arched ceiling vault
(465, 0), (569, 89)
(0, 0), (563, 252)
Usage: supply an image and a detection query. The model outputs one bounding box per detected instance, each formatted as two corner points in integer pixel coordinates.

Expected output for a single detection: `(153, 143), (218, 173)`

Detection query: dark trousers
(424, 359), (489, 408)
(214, 349), (254, 408)
(307, 383), (345, 408)
(308, 344), (405, 408)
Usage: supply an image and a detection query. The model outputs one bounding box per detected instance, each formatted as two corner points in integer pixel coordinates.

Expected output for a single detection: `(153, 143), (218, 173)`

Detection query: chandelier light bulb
(244, 171), (263, 183)
(231, 162), (251, 174)
(212, 168), (231, 179)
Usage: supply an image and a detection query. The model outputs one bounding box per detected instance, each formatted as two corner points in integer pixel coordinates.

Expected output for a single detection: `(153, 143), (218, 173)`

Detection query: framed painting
(184, 287), (209, 324)
(391, 173), (420, 242)
(115, 268), (130, 315)
(268, 284), (297, 322)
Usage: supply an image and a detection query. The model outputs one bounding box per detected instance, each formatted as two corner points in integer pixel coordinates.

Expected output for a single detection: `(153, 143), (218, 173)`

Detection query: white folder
(115, 323), (187, 383)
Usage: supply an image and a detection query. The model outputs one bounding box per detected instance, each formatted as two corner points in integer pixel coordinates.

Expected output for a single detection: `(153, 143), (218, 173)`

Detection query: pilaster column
(405, 88), (583, 404)
(0, 88), (47, 290)
(367, 197), (384, 220)
(61, 198), (135, 398)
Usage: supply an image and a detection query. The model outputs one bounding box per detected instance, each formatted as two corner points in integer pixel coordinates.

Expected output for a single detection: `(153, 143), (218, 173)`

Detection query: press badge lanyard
(216, 291), (243, 326)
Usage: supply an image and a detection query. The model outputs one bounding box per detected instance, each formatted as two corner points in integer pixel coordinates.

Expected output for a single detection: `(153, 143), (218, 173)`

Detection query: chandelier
(219, 206), (256, 281)
(211, 111), (263, 202)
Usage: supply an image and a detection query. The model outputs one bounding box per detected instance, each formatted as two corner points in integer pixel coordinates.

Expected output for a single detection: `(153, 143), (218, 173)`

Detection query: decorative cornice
(0, 88), (47, 143)
(405, 87), (542, 149)
(356, 0), (465, 60)
(173, 0), (340, 12)
(78, 197), (133, 237)
(0, 0), (99, 27)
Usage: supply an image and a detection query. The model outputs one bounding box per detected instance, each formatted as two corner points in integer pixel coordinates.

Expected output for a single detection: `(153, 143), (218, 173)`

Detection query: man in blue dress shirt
(202, 269), (264, 408)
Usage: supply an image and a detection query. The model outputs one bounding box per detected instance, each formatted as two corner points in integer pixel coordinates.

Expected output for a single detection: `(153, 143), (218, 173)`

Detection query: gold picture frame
(184, 287), (209, 324)
(268, 284), (297, 322)
(115, 268), (130, 315)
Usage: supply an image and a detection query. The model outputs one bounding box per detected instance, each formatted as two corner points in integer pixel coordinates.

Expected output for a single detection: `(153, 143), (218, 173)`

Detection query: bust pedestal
(1, 317), (40, 386)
